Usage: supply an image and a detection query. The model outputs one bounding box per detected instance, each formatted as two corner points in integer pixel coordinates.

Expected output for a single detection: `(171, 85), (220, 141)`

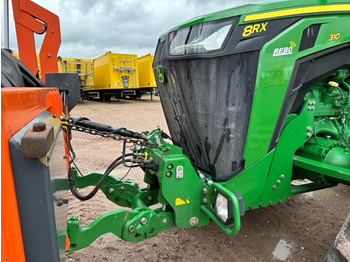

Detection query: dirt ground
(66, 97), (350, 262)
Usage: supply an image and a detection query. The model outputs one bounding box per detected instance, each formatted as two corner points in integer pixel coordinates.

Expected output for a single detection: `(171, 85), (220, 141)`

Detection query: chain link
(66, 124), (158, 148)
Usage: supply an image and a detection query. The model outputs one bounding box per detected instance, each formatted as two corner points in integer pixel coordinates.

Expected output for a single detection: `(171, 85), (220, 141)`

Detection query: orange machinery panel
(1, 87), (63, 262)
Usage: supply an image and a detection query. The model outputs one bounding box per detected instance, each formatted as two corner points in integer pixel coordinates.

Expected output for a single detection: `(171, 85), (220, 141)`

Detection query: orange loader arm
(12, 0), (61, 81)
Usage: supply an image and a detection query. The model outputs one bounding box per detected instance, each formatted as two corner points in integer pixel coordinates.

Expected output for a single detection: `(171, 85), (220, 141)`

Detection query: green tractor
(65, 0), (349, 259)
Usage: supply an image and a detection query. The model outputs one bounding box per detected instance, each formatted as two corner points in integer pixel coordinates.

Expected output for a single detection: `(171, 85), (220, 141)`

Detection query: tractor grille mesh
(155, 50), (259, 180)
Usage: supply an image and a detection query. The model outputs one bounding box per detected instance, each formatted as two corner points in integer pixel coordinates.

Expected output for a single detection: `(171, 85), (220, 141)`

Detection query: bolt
(273, 185), (277, 190)
(202, 187), (208, 195)
(326, 135), (331, 139)
(307, 126), (312, 132)
(47, 54), (51, 57)
(278, 199), (282, 204)
(166, 171), (172, 177)
(119, 186), (125, 192)
(108, 188), (114, 194)
(259, 203), (263, 208)
(268, 201), (273, 206)
(281, 174), (285, 179)
(248, 205), (253, 210)
(147, 195), (153, 201)
(189, 217), (199, 227)
(202, 198), (208, 204)
(277, 180), (281, 184)
(51, 30), (54, 33)
(167, 164), (173, 169)
(41, 27), (44, 31)
(308, 106), (312, 111)
(33, 122), (46, 132)
(140, 217), (147, 225)
(306, 132), (312, 138)
(162, 218), (168, 224)
(308, 101), (312, 105)
(128, 225), (135, 232)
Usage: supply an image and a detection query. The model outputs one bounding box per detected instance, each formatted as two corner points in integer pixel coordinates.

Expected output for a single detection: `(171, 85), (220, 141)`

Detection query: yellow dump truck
(83, 51), (141, 101)
(137, 53), (157, 96)
(57, 57), (94, 89)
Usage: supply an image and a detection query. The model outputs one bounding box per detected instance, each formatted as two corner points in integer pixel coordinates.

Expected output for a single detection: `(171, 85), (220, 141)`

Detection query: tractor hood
(166, 0), (349, 34)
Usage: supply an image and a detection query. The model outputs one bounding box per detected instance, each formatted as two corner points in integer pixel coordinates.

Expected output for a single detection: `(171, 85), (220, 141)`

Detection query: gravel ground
(66, 97), (350, 262)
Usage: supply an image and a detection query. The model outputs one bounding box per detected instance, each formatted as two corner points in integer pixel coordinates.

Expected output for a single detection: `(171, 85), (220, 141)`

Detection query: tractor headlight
(213, 191), (234, 225)
(168, 18), (234, 55)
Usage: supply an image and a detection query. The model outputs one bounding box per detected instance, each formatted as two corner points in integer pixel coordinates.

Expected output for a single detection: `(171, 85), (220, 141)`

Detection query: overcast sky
(2, 0), (257, 59)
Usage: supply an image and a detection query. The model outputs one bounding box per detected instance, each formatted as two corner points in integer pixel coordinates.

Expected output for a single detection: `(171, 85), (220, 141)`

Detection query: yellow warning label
(175, 197), (190, 206)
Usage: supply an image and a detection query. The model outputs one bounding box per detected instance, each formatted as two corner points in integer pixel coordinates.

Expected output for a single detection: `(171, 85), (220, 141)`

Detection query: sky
(1, 0), (256, 59)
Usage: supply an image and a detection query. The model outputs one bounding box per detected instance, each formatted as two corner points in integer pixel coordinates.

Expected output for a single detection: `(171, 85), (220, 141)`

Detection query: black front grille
(154, 45), (259, 180)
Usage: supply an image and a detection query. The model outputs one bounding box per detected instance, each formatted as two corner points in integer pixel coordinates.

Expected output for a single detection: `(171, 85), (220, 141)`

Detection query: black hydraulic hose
(105, 153), (133, 174)
(71, 117), (144, 139)
(69, 157), (133, 201)
(121, 140), (136, 168)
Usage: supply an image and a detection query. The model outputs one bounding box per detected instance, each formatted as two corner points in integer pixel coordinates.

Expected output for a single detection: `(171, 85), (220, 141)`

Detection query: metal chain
(66, 124), (158, 148)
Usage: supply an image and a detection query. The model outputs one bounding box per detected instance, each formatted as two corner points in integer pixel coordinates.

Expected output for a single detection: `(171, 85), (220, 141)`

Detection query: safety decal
(175, 197), (190, 206)
(273, 41), (296, 56)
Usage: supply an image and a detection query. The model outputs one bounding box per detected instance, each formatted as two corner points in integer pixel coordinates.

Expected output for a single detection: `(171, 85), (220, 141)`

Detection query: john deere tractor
(65, 0), (350, 254)
(2, 0), (349, 261)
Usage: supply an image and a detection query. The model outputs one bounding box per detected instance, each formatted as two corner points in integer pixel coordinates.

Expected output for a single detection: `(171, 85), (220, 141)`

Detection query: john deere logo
(156, 65), (165, 83)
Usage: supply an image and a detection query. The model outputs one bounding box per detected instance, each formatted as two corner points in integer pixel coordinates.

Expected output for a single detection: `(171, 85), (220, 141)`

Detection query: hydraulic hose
(69, 156), (133, 201)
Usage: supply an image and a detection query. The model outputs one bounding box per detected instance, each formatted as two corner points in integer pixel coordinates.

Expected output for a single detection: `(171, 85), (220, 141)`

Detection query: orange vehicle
(2, 1), (69, 261)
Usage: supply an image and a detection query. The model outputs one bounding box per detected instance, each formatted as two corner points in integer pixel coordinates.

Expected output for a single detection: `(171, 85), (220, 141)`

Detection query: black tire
(99, 91), (111, 102)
